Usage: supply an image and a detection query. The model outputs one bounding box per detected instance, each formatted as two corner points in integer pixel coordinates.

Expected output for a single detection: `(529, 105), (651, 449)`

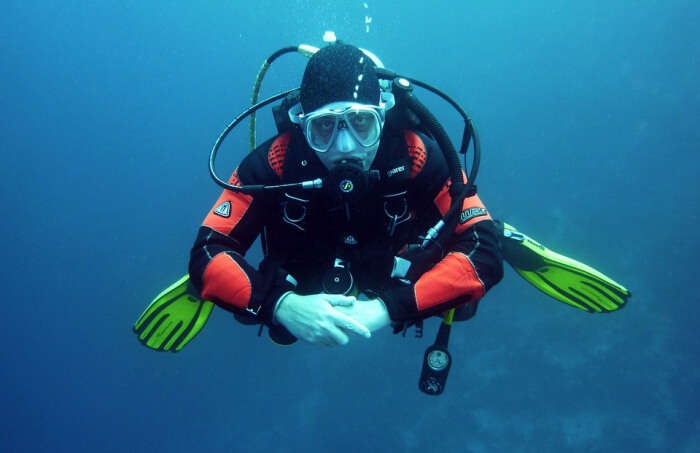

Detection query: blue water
(2, 1), (698, 451)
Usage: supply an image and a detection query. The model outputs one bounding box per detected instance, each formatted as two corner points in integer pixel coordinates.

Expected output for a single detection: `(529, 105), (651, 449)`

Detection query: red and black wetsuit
(189, 127), (503, 334)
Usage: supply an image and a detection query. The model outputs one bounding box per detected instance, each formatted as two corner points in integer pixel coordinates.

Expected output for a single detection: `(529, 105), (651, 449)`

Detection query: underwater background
(2, 1), (698, 451)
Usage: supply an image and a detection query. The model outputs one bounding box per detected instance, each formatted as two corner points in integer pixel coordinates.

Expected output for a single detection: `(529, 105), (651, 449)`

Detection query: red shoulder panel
(432, 170), (492, 233)
(403, 130), (427, 178)
(269, 132), (292, 179)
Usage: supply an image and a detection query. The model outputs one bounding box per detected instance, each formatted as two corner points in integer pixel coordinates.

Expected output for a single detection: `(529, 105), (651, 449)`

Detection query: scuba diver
(134, 38), (630, 394)
(189, 42), (503, 346)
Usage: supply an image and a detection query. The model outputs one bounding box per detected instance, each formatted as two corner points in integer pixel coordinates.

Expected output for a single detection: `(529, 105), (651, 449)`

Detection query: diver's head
(290, 43), (394, 171)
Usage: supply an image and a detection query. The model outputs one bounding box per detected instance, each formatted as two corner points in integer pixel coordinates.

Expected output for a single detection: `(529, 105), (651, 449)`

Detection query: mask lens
(307, 115), (337, 151)
(346, 110), (380, 145)
(304, 105), (383, 152)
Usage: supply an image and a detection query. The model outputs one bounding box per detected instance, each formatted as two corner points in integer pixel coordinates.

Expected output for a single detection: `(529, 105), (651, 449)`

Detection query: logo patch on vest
(459, 207), (487, 224)
(386, 165), (406, 178)
(214, 201), (231, 218)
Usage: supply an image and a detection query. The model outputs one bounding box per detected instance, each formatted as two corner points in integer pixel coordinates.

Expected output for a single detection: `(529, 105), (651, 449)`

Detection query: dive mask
(289, 92), (395, 153)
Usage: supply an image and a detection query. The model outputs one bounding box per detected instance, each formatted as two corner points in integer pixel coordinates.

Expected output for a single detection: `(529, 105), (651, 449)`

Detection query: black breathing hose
(400, 88), (466, 198)
(211, 88), (299, 193)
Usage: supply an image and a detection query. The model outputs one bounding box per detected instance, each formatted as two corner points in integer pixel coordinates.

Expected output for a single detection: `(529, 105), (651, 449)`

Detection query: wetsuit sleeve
(188, 137), (297, 324)
(375, 133), (504, 321)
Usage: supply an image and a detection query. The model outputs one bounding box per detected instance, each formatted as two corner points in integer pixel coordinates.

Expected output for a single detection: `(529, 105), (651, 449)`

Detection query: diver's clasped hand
(273, 292), (372, 346)
(334, 292), (391, 333)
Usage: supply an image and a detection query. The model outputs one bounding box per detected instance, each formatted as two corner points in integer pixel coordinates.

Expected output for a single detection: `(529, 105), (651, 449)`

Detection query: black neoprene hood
(300, 43), (381, 113)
